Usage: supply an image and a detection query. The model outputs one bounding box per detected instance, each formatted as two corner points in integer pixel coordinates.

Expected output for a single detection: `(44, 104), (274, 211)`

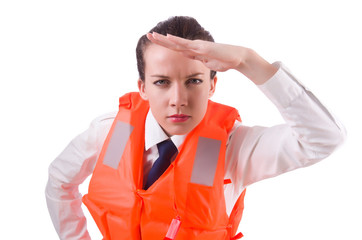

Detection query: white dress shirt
(45, 62), (346, 240)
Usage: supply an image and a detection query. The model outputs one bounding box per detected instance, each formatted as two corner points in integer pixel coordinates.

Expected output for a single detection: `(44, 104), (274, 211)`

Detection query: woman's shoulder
(90, 111), (117, 127)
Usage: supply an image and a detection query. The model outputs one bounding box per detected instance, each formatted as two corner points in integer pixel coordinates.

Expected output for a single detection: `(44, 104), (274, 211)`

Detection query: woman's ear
(208, 76), (217, 98)
(138, 79), (148, 100)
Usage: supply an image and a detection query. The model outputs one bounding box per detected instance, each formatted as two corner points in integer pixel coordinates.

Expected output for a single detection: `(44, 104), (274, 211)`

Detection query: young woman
(46, 16), (345, 239)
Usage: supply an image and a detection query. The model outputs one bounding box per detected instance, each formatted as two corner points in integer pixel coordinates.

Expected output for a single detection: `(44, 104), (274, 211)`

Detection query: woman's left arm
(148, 32), (346, 189)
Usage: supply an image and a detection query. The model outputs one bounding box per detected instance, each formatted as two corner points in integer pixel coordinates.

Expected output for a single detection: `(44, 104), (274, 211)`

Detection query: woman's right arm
(45, 113), (115, 240)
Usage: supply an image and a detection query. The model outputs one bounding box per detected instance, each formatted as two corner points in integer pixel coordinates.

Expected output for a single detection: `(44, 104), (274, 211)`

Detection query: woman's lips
(168, 114), (191, 123)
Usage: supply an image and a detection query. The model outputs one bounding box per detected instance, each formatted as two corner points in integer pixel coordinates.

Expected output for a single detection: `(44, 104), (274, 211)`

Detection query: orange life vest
(83, 92), (246, 240)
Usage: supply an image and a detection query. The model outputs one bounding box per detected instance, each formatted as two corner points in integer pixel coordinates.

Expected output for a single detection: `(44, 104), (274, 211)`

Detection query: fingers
(146, 32), (215, 66)
(147, 33), (176, 50)
(147, 32), (199, 52)
(146, 32), (243, 72)
(164, 34), (197, 50)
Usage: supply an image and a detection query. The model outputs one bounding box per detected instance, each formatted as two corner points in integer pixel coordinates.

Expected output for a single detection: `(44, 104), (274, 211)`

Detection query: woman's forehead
(144, 44), (209, 75)
(144, 44), (183, 61)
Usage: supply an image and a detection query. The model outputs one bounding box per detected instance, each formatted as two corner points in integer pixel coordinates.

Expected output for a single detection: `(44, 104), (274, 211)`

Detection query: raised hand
(147, 32), (247, 72)
(147, 32), (277, 85)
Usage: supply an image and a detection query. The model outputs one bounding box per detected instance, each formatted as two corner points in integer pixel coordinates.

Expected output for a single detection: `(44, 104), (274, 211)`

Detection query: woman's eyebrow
(186, 73), (204, 78)
(150, 74), (169, 78)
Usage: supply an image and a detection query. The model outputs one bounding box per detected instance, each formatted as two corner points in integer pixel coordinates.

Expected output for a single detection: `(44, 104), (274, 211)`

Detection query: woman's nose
(169, 83), (187, 108)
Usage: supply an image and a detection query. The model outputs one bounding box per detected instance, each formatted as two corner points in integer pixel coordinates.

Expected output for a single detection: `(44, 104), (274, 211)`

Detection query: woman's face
(138, 43), (216, 136)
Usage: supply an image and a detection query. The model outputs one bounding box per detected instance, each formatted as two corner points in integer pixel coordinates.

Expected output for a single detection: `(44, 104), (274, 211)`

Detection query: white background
(1, 0), (361, 239)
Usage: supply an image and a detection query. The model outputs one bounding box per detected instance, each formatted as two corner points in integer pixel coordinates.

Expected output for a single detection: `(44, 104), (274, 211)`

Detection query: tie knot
(144, 139), (178, 190)
(157, 139), (178, 161)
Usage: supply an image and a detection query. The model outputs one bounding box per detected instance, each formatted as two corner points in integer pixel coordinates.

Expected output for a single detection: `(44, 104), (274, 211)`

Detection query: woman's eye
(154, 79), (169, 86)
(187, 78), (203, 85)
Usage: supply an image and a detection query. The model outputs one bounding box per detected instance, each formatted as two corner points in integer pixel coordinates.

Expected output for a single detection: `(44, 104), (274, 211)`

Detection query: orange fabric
(82, 92), (246, 239)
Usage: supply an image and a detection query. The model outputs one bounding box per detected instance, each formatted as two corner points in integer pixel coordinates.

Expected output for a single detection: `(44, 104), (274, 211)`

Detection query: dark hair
(136, 16), (217, 81)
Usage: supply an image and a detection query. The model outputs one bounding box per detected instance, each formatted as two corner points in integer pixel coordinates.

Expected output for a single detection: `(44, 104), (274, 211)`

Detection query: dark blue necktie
(144, 139), (178, 190)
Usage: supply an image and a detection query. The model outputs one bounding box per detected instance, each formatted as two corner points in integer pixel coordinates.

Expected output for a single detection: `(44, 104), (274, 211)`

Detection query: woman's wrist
(235, 48), (278, 85)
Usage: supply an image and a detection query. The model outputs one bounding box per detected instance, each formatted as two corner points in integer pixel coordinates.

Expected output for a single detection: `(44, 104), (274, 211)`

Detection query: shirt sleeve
(226, 62), (346, 190)
(45, 112), (115, 240)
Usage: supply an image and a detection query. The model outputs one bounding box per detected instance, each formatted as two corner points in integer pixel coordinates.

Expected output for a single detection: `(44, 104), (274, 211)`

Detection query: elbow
(326, 124), (347, 153)
(298, 123), (347, 162)
(312, 125), (347, 160)
(46, 163), (79, 200)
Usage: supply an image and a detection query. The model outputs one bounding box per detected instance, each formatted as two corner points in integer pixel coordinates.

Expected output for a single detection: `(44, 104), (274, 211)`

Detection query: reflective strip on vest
(190, 137), (221, 186)
(103, 120), (134, 169)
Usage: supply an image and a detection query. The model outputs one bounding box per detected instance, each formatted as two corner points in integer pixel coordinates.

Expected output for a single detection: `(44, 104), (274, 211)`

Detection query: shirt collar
(144, 110), (186, 151)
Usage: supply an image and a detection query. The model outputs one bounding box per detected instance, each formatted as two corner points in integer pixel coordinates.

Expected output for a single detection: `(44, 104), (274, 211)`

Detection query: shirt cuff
(257, 61), (305, 109)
